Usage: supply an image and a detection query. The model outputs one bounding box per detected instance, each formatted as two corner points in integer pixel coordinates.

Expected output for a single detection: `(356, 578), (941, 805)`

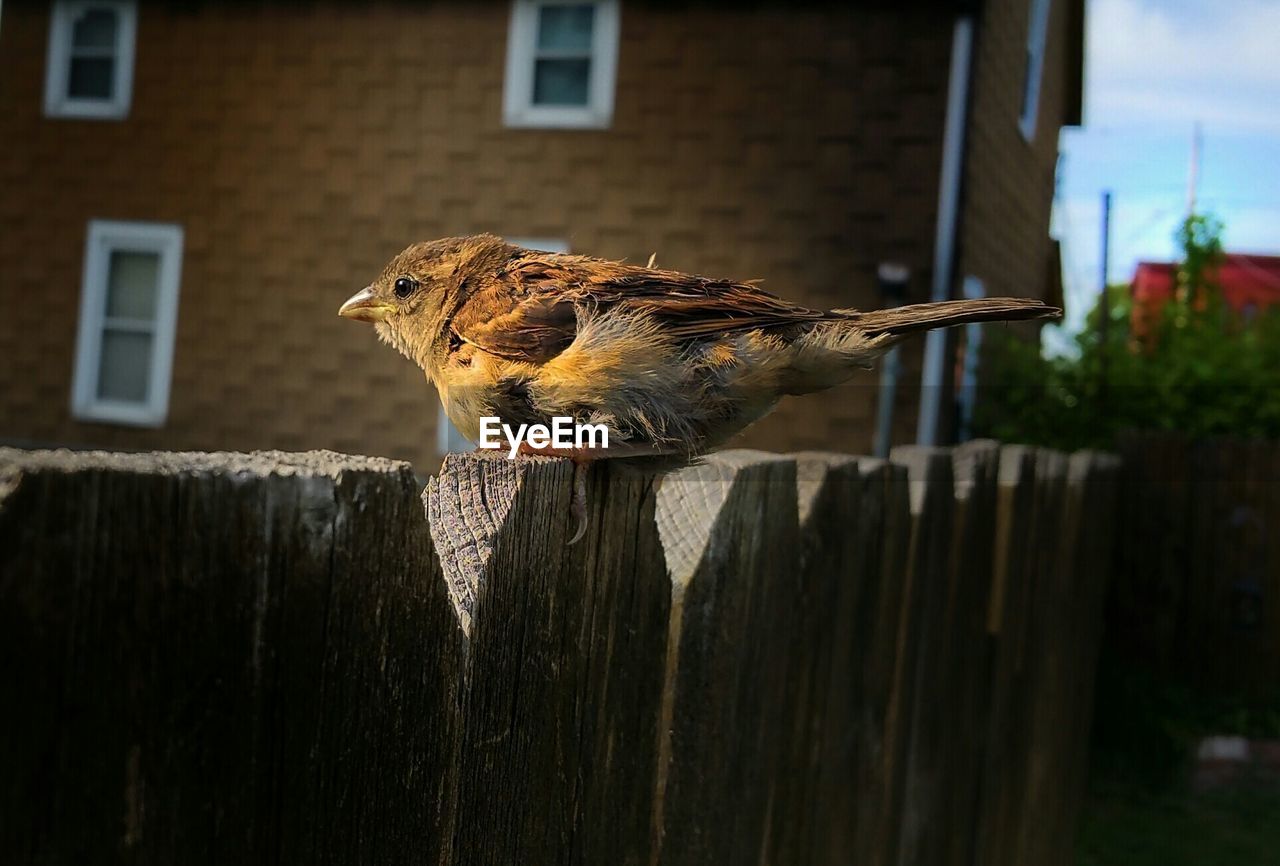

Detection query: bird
(339, 234), (1059, 542)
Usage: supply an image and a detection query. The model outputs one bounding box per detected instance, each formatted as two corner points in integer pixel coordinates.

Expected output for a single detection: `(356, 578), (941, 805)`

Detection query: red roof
(1132, 254), (1280, 313)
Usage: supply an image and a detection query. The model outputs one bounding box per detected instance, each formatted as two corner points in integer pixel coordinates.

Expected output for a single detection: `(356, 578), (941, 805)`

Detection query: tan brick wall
(959, 0), (1074, 305)
(949, 0), (1076, 442)
(0, 1), (954, 469)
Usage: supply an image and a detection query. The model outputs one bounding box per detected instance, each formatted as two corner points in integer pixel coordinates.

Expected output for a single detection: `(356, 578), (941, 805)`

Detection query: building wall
(950, 0), (1078, 440)
(0, 1), (954, 469)
(959, 0), (1075, 307)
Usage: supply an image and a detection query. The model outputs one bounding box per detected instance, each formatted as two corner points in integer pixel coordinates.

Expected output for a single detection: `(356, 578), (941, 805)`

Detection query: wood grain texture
(849, 456), (913, 866)
(434, 453), (671, 866)
(889, 446), (956, 866)
(424, 451), (521, 636)
(1113, 433), (1280, 698)
(939, 440), (1000, 866)
(0, 443), (1122, 865)
(0, 448), (463, 864)
(791, 452), (870, 866)
(651, 450), (799, 866)
(973, 445), (1038, 866)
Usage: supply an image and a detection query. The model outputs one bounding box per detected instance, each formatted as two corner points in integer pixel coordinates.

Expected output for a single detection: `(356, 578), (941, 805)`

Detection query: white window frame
(502, 0), (621, 130)
(437, 237), (571, 454)
(71, 220), (184, 427)
(1019, 0), (1051, 141)
(44, 0), (138, 120)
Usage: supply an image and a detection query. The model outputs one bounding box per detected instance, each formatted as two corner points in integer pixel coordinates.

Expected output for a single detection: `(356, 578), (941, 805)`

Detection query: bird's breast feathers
(435, 306), (836, 453)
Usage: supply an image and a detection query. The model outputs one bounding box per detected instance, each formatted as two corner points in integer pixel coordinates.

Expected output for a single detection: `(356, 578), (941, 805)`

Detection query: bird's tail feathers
(834, 297), (1060, 339)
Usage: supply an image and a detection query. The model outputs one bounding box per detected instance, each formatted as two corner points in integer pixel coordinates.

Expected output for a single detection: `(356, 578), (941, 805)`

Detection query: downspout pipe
(916, 14), (975, 446)
(872, 263), (910, 458)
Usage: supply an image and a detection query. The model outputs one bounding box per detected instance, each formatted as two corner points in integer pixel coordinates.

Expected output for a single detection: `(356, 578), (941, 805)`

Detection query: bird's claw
(568, 460), (589, 545)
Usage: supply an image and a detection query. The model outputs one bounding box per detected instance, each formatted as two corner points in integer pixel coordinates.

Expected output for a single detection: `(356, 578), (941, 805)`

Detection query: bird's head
(339, 233), (510, 369)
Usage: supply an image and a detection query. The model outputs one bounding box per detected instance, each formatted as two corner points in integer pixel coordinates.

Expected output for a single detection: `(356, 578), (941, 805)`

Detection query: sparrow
(340, 234), (1058, 542)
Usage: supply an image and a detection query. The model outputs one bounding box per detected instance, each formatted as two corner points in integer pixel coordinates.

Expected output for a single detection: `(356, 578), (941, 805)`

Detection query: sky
(1052, 0), (1280, 342)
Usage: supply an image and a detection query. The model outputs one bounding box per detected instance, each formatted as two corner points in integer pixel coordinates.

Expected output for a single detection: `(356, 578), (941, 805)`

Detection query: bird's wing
(450, 253), (836, 364)
(449, 282), (579, 364)
(506, 254), (835, 339)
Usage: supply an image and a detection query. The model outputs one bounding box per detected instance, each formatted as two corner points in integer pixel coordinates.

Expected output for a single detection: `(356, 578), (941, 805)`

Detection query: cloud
(1086, 0), (1280, 134)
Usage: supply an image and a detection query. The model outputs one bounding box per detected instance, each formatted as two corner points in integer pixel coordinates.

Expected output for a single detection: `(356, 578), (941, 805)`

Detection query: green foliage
(1175, 213), (1225, 306)
(1077, 783), (1280, 866)
(1080, 654), (1280, 865)
(1040, 214), (1280, 865)
(977, 213), (1280, 450)
(1090, 654), (1280, 789)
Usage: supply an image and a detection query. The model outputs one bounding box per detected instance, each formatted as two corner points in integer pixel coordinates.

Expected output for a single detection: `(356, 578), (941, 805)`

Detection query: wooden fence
(0, 442), (1119, 865)
(1112, 432), (1280, 697)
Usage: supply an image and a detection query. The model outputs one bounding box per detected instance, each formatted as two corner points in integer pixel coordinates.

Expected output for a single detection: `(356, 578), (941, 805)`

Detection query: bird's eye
(393, 276), (418, 299)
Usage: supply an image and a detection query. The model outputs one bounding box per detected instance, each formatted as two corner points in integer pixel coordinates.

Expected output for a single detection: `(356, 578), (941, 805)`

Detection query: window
(503, 0), (621, 129)
(44, 0), (137, 119)
(1019, 0), (1051, 140)
(71, 220), (183, 426)
(437, 237), (571, 454)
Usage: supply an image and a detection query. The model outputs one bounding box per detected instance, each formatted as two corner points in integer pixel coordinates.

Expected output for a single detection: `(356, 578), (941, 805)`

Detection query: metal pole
(1187, 121), (1201, 216)
(1099, 190), (1112, 410)
(916, 15), (974, 446)
(1099, 190), (1111, 346)
(873, 348), (902, 458)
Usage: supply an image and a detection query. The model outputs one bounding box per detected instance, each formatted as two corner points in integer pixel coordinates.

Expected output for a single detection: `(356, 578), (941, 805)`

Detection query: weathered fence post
(422, 449), (824, 865)
(844, 457), (913, 866)
(424, 452), (672, 865)
(887, 446), (957, 866)
(0, 449), (464, 863)
(650, 450), (801, 865)
(971, 447), (1120, 866)
(1114, 432), (1280, 697)
(973, 445), (1039, 866)
(791, 452), (866, 866)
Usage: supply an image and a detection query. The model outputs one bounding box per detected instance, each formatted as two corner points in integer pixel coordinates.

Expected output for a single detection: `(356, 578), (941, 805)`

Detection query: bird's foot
(515, 443), (594, 545)
(510, 440), (685, 544)
(568, 459), (589, 545)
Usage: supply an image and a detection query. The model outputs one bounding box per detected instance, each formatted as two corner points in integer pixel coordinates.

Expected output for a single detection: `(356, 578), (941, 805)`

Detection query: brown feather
(448, 245), (1058, 367)
(839, 297), (1059, 338)
(451, 291), (577, 363)
(445, 248), (844, 366)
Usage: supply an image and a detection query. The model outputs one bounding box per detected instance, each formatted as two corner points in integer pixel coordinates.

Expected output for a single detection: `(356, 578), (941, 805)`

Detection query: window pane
(106, 251), (160, 320)
(72, 8), (118, 49)
(97, 329), (152, 403)
(537, 4), (594, 52)
(68, 57), (115, 99)
(533, 58), (591, 106)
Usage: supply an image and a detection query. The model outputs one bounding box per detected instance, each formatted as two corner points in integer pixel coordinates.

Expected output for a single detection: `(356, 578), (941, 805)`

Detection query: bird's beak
(338, 286), (396, 323)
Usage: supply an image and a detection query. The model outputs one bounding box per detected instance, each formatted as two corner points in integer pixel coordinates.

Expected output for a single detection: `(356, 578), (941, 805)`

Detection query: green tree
(976, 213), (1280, 449)
(1174, 212), (1224, 307)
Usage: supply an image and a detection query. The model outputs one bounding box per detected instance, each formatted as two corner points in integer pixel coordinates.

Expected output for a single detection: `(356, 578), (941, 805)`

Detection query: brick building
(0, 0), (1082, 470)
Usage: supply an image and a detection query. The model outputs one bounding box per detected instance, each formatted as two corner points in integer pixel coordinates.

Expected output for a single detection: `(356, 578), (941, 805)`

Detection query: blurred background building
(0, 0), (1080, 469)
(1130, 253), (1280, 341)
